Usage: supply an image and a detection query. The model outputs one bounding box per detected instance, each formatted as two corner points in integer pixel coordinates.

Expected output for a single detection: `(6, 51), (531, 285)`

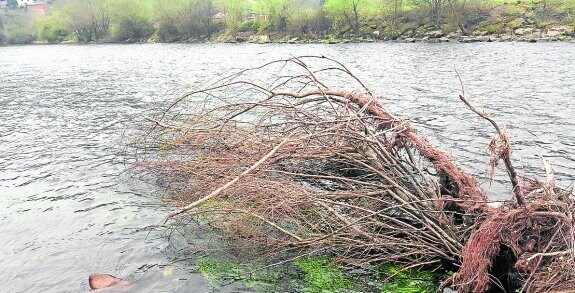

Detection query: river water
(0, 43), (573, 292)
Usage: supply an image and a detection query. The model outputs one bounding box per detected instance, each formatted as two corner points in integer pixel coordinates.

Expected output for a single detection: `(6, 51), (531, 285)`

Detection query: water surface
(0, 42), (573, 292)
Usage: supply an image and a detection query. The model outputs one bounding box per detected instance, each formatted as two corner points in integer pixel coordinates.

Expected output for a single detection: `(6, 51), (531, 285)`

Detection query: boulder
(459, 36), (487, 43)
(235, 31), (253, 42)
(424, 30), (445, 38)
(545, 26), (573, 37)
(447, 32), (461, 39)
(545, 30), (561, 37)
(538, 37), (555, 42)
(250, 35), (270, 43)
(514, 27), (534, 35)
(288, 37), (299, 43)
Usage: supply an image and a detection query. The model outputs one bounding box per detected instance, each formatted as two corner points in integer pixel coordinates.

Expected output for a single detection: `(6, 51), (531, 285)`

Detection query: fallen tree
(137, 56), (574, 292)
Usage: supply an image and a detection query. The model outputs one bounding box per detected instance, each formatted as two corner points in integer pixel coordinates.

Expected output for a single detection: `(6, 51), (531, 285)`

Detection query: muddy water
(0, 43), (573, 292)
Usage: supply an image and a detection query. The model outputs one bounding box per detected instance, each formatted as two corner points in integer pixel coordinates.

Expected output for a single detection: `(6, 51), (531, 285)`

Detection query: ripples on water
(0, 43), (573, 292)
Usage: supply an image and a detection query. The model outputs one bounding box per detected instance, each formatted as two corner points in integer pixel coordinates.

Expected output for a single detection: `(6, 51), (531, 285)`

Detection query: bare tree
(428, 0), (444, 28)
(325, 0), (365, 35)
(65, 0), (110, 42)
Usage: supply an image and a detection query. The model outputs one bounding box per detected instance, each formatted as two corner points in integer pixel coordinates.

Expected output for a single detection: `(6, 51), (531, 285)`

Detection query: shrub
(111, 18), (154, 42)
(36, 13), (71, 43)
(502, 5), (525, 16)
(481, 22), (505, 33)
(156, 21), (181, 42)
(506, 18), (524, 29)
(5, 23), (35, 44)
(237, 19), (266, 33)
(287, 8), (332, 37)
(110, 0), (154, 42)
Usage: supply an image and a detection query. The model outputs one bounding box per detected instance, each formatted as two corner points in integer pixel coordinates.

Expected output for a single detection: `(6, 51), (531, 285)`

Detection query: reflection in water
(0, 43), (573, 292)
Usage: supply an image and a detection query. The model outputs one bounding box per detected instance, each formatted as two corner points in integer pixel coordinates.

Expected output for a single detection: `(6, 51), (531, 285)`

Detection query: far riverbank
(1, 0), (574, 46)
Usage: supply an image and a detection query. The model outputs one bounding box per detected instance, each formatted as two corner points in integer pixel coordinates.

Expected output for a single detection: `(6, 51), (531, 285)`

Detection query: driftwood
(138, 56), (574, 292)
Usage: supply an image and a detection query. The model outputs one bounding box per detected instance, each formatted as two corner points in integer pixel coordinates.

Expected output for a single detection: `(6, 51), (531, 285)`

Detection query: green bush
(287, 9), (333, 37)
(111, 18), (154, 42)
(110, 0), (154, 42)
(558, 0), (575, 14)
(238, 19), (266, 33)
(156, 21), (182, 42)
(36, 13), (71, 43)
(481, 23), (505, 33)
(506, 18), (524, 29)
(502, 5), (525, 16)
(5, 24), (35, 44)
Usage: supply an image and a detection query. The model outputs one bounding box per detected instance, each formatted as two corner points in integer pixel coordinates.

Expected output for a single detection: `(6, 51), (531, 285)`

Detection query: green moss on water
(197, 256), (440, 292)
(377, 264), (435, 293)
(294, 257), (352, 293)
(198, 258), (242, 283)
(197, 257), (281, 292)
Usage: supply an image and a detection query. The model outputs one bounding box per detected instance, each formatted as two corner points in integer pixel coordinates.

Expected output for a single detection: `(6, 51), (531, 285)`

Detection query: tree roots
(137, 56), (574, 292)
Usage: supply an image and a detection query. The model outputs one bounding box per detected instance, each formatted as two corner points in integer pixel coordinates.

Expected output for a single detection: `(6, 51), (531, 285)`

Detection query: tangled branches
(138, 56), (574, 292)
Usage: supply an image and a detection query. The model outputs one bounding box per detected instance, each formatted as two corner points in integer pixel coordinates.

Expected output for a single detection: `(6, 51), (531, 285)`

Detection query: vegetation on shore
(1, 0), (574, 45)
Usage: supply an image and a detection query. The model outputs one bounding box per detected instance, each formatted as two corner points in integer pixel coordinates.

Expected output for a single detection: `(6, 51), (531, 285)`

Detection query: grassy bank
(1, 0), (574, 45)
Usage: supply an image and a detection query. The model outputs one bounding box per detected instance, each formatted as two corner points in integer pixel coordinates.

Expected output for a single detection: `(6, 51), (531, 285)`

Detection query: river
(0, 43), (574, 292)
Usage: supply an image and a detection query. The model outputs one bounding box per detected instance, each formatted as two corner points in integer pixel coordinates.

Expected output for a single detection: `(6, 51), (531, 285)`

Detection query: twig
(455, 69), (524, 206)
(539, 153), (556, 188)
(145, 116), (181, 130)
(526, 249), (574, 261)
(166, 134), (294, 219)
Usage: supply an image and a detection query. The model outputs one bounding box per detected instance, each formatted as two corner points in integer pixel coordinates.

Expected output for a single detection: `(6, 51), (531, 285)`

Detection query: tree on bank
(109, 0), (154, 41)
(215, 0), (247, 27)
(154, 0), (219, 42)
(286, 6), (332, 37)
(65, 0), (111, 41)
(324, 0), (369, 35)
(258, 0), (291, 33)
(379, 0), (405, 34)
(36, 10), (71, 42)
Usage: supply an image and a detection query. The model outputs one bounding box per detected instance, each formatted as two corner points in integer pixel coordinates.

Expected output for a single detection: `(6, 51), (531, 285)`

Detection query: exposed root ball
(136, 56), (574, 292)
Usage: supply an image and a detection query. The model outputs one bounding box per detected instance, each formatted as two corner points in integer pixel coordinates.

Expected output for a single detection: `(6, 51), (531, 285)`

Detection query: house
(211, 12), (226, 20)
(26, 2), (47, 16)
(246, 11), (268, 21)
(16, 0), (42, 8)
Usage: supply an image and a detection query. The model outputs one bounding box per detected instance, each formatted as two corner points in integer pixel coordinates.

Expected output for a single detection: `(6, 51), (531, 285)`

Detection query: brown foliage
(137, 56), (574, 292)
